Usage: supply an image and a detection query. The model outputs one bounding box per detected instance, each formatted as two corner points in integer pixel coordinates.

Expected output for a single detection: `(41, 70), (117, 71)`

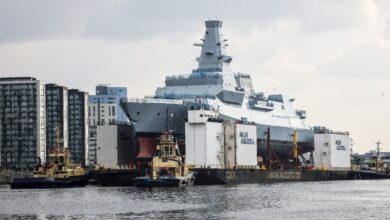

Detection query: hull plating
(121, 101), (314, 158)
(191, 168), (355, 185)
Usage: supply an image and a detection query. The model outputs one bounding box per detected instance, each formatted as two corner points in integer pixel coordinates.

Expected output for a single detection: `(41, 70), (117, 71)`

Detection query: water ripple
(0, 180), (390, 219)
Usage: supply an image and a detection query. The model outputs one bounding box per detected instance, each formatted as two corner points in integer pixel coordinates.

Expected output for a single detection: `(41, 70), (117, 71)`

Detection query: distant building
(68, 89), (89, 166)
(88, 85), (128, 126)
(45, 84), (68, 162)
(87, 85), (128, 165)
(0, 77), (46, 169)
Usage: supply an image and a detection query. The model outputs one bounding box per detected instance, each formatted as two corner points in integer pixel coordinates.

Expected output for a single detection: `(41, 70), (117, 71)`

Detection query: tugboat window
(164, 146), (169, 156)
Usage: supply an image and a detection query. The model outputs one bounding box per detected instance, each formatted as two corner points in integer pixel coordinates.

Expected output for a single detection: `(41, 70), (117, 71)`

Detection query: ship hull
(10, 175), (90, 189)
(121, 101), (314, 158)
(120, 101), (188, 134)
(191, 168), (356, 185)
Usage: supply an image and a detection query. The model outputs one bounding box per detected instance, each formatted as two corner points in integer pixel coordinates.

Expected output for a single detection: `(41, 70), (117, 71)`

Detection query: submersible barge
(191, 169), (354, 185)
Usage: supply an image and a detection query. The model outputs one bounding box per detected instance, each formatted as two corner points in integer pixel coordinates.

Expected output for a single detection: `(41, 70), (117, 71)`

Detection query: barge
(92, 169), (138, 186)
(192, 168), (354, 185)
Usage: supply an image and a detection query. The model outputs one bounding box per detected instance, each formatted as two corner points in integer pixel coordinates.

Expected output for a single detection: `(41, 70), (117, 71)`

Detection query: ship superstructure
(121, 20), (314, 159)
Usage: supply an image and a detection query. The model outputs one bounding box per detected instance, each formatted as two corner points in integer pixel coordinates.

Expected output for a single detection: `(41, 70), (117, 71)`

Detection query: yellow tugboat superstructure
(33, 147), (86, 179)
(10, 125), (90, 189)
(134, 132), (195, 187)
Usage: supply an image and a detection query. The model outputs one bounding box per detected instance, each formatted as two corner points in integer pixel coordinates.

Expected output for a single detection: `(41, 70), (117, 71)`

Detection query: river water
(0, 180), (390, 219)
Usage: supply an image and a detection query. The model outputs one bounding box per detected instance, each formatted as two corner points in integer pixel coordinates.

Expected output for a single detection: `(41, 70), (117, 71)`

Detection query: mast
(193, 20), (232, 73)
(165, 107), (169, 132)
(52, 123), (64, 151)
(375, 141), (381, 172)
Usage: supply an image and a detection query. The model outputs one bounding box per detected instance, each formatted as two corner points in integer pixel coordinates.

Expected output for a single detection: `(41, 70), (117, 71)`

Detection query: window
(112, 106), (115, 116)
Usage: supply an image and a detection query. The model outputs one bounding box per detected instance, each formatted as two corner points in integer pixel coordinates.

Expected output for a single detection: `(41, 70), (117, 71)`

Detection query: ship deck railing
(125, 97), (184, 105)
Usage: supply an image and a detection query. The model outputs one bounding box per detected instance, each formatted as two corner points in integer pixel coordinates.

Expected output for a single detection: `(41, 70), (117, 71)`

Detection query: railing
(157, 93), (216, 100)
(234, 72), (251, 78)
(123, 97), (184, 105)
(165, 72), (222, 80)
(165, 74), (191, 80)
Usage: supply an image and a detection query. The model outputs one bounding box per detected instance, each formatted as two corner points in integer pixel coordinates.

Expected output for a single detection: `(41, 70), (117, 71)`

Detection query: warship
(121, 20), (314, 160)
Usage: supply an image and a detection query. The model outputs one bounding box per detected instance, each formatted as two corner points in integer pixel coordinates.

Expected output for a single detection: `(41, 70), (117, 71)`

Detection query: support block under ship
(121, 20), (314, 160)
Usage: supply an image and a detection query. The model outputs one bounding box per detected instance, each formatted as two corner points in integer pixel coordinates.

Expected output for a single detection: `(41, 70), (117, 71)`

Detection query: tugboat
(10, 126), (90, 189)
(134, 132), (195, 187)
(355, 141), (390, 179)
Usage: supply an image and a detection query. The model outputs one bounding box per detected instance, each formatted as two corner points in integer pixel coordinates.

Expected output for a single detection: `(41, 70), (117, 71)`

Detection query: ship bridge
(157, 20), (254, 105)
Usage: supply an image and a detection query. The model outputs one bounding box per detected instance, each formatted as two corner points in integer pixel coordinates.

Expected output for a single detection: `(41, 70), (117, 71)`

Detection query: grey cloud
(82, 0), (375, 40)
(320, 39), (390, 79)
(0, 0), (100, 42)
(1, 0), (390, 152)
(83, 0), (300, 41)
(0, 0), (379, 43)
(297, 1), (378, 32)
(385, 18), (390, 38)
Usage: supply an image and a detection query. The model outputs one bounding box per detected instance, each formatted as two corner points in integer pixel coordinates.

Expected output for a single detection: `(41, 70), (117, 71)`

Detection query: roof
(0, 77), (36, 82)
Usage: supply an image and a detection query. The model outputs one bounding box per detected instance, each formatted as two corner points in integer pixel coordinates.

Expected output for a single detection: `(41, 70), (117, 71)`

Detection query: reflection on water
(1, 180), (390, 219)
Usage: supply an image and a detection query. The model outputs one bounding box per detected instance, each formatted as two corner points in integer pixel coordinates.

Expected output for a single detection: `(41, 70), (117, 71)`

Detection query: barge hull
(191, 168), (356, 185)
(93, 169), (139, 186)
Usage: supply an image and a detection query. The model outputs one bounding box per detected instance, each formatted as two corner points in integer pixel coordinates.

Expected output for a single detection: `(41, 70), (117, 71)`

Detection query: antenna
(350, 138), (355, 153)
(375, 141), (382, 172)
(54, 123), (63, 150)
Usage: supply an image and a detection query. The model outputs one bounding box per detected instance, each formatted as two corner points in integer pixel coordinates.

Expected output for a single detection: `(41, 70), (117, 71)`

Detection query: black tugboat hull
(353, 170), (390, 180)
(10, 175), (90, 189)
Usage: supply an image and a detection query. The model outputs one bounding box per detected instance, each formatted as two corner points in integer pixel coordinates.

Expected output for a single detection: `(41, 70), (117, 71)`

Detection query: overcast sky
(1, 0), (389, 153)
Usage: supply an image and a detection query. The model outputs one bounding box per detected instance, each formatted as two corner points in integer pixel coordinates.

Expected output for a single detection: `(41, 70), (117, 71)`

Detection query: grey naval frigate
(121, 20), (314, 159)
